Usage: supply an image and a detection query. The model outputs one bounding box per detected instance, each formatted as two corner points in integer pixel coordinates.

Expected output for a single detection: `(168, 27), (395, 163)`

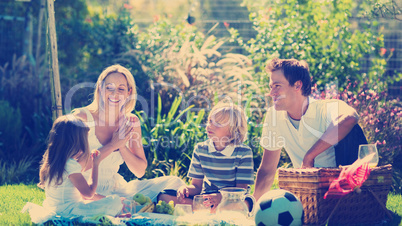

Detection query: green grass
(0, 184), (45, 225)
(1, 184), (401, 225)
(387, 193), (402, 225)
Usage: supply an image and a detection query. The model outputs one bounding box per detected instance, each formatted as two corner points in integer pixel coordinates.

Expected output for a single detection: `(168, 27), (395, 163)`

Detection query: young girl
(39, 115), (123, 218)
(161, 102), (254, 211)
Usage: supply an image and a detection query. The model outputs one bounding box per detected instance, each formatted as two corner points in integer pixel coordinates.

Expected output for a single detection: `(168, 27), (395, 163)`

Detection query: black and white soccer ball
(254, 189), (303, 226)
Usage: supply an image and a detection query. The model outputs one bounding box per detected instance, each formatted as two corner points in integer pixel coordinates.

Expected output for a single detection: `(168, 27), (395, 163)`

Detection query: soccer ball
(254, 189), (303, 226)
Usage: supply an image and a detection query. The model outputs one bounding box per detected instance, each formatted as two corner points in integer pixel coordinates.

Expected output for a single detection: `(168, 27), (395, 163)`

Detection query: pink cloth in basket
(324, 158), (371, 199)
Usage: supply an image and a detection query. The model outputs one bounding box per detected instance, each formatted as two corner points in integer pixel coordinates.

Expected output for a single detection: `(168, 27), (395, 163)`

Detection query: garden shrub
(229, 0), (389, 94)
(54, 0), (89, 76)
(226, 0), (401, 188)
(61, 3), (150, 111)
(133, 16), (262, 115)
(0, 157), (37, 185)
(0, 100), (23, 161)
(0, 100), (38, 185)
(0, 55), (53, 184)
(0, 55), (52, 159)
(311, 80), (402, 192)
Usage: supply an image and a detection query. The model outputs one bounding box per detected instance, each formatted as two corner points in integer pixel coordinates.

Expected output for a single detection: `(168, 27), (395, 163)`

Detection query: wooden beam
(47, 0), (63, 120)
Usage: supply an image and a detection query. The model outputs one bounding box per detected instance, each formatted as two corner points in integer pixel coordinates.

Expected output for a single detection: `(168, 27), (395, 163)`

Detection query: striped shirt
(187, 140), (254, 193)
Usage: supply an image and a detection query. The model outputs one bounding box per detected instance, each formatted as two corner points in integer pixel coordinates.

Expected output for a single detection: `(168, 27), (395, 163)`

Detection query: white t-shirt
(260, 98), (358, 168)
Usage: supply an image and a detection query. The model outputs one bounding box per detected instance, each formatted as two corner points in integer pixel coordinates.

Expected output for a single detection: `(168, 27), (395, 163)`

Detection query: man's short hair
(265, 58), (312, 96)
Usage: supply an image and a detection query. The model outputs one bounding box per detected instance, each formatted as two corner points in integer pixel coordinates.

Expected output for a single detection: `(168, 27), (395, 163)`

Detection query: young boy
(174, 102), (255, 211)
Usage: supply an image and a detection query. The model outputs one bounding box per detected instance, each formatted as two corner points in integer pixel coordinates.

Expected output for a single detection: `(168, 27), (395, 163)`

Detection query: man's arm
(253, 149), (281, 201)
(302, 107), (359, 168)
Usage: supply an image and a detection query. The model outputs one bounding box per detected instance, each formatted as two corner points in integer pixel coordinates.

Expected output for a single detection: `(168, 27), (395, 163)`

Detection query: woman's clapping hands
(109, 118), (134, 151)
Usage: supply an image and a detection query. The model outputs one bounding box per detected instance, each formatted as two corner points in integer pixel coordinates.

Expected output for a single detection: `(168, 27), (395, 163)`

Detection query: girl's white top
(41, 158), (122, 218)
(42, 158), (83, 214)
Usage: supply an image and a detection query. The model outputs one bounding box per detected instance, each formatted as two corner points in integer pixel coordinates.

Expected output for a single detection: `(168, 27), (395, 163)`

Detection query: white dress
(25, 158), (123, 221)
(82, 108), (185, 201)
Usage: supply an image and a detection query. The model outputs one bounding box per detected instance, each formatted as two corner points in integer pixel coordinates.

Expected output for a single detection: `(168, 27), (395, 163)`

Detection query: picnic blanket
(22, 202), (254, 225)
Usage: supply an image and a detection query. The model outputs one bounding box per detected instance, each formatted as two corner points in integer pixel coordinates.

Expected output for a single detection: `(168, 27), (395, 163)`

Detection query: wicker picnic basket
(278, 164), (393, 225)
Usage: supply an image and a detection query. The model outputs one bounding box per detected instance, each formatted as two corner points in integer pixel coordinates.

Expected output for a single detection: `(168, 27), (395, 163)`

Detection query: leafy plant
(357, 0), (402, 20)
(54, 0), (90, 76)
(84, 5), (138, 71)
(63, 3), (151, 111)
(119, 95), (207, 182)
(133, 17), (261, 114)
(0, 157), (37, 185)
(0, 101), (43, 186)
(0, 100), (23, 161)
(0, 55), (52, 184)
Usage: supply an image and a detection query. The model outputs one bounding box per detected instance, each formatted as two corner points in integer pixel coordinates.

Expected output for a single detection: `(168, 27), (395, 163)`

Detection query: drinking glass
(174, 204), (193, 216)
(121, 199), (137, 215)
(358, 144), (379, 167)
(192, 195), (211, 214)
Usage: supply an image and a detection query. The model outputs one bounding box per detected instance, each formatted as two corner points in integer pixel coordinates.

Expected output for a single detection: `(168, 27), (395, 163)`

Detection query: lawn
(1, 183), (401, 225)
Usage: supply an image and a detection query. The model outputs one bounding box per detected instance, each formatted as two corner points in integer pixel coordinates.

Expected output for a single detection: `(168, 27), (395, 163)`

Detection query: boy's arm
(235, 148), (255, 189)
(184, 144), (204, 196)
(177, 178), (203, 202)
(179, 178), (203, 196)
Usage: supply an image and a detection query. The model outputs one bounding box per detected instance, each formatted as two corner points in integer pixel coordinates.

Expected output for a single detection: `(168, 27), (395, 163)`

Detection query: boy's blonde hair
(208, 102), (248, 144)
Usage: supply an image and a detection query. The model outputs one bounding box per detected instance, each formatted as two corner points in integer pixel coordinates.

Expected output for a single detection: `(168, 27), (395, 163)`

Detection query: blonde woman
(73, 64), (185, 202)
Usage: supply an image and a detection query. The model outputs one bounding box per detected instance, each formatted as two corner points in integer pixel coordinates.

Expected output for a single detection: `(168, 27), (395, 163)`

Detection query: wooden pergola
(46, 0), (62, 120)
(13, 0), (63, 120)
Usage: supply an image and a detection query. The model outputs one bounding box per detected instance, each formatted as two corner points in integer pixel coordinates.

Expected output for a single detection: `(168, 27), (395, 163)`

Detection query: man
(253, 58), (360, 201)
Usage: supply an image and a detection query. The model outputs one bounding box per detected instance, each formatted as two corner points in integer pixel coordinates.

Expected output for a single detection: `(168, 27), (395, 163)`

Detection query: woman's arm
(118, 114), (147, 178)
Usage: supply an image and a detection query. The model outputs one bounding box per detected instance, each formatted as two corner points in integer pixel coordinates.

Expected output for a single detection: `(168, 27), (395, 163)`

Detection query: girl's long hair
(39, 115), (90, 186)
